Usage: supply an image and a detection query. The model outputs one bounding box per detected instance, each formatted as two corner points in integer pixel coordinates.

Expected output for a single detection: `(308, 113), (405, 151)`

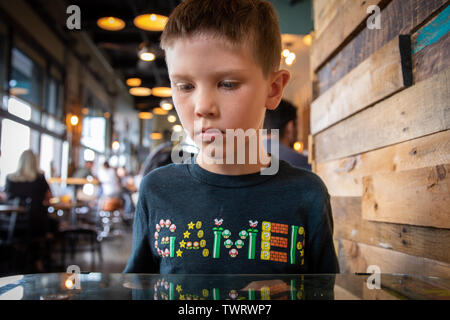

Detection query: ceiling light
(161, 101), (173, 111)
(152, 87), (172, 97)
(97, 17), (126, 31)
(153, 107), (168, 115)
(151, 132), (162, 140)
(139, 51), (155, 62)
(70, 115), (79, 126)
(167, 115), (177, 123)
(129, 87), (152, 96)
(172, 125), (182, 132)
(134, 14), (168, 31)
(126, 78), (142, 87)
(293, 141), (304, 152)
(112, 140), (120, 151)
(303, 34), (312, 46)
(285, 52), (296, 66)
(282, 49), (290, 58)
(139, 112), (153, 119)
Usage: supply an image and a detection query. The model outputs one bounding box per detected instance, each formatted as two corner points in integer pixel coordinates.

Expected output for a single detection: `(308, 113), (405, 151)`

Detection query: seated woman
(4, 149), (55, 272)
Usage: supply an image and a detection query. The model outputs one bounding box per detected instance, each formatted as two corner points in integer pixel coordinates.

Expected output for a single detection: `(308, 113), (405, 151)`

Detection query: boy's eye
(176, 83), (194, 91)
(219, 81), (240, 90)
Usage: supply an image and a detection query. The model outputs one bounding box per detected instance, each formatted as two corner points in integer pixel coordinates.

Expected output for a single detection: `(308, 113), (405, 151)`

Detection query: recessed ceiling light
(129, 87), (152, 96)
(153, 107), (168, 115)
(97, 17), (126, 31)
(152, 87), (172, 97)
(139, 112), (153, 119)
(126, 78), (142, 87)
(134, 14), (168, 31)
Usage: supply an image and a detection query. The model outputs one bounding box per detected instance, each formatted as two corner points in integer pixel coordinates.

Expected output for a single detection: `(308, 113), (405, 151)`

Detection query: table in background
(0, 273), (448, 300)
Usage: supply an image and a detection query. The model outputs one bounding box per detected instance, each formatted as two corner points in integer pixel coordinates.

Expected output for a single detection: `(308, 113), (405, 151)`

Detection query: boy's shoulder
(140, 163), (186, 187)
(275, 160), (330, 203)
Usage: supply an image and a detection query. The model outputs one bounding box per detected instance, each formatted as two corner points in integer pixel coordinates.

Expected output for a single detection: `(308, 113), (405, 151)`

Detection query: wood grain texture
(312, 0), (346, 39)
(362, 164), (450, 229)
(314, 67), (450, 163)
(336, 238), (450, 278)
(316, 130), (450, 197)
(311, 36), (412, 134)
(412, 5), (450, 83)
(311, 0), (388, 71)
(331, 196), (450, 263)
(316, 0), (448, 96)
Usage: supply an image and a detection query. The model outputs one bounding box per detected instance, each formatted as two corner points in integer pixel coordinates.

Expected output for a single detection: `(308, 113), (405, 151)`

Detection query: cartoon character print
(212, 219), (259, 259)
(176, 220), (207, 258)
(154, 219), (177, 258)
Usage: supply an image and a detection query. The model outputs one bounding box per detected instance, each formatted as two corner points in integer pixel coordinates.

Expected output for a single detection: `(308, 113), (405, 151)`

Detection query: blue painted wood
(412, 5), (450, 54)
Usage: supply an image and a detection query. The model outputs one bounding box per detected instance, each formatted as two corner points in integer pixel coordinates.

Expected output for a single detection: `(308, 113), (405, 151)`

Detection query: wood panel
(331, 196), (450, 263)
(317, 130), (450, 197)
(314, 67), (450, 163)
(335, 238), (450, 279)
(316, 0), (448, 96)
(311, 35), (412, 134)
(412, 5), (450, 83)
(362, 164), (450, 229)
(311, 0), (388, 71)
(312, 0), (346, 39)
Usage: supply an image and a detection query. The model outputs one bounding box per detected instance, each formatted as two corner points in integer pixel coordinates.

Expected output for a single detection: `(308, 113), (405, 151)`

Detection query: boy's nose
(194, 89), (219, 118)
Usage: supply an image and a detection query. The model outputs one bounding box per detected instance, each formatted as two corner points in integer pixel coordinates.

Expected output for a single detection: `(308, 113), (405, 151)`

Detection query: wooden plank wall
(310, 0), (450, 279)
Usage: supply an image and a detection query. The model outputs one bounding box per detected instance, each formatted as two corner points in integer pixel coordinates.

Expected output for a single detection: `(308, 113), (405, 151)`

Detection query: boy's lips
(197, 128), (224, 141)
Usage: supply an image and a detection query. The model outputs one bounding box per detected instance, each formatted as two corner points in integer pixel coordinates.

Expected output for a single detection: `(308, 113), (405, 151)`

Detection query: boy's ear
(266, 69), (290, 110)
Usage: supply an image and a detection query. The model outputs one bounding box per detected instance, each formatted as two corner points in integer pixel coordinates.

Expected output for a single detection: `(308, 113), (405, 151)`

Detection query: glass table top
(0, 273), (448, 300)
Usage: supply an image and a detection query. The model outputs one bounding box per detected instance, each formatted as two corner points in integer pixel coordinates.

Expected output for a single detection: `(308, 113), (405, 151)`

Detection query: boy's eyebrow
(170, 69), (248, 80)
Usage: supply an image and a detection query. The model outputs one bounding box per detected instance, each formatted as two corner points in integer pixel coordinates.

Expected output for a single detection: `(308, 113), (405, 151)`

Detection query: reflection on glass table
(0, 273), (448, 300)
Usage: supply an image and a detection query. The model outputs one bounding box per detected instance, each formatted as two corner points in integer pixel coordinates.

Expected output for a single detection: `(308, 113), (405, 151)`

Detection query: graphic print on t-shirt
(153, 218), (305, 265)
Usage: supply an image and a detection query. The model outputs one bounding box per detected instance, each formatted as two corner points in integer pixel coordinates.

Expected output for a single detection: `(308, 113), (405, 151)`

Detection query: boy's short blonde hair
(160, 0), (282, 76)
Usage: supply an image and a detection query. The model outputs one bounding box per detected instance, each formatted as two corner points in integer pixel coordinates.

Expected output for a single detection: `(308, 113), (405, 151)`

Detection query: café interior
(0, 0), (448, 301)
(0, 0), (312, 277)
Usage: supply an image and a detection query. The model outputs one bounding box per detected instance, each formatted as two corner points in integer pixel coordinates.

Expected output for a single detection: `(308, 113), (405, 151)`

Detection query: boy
(124, 0), (339, 274)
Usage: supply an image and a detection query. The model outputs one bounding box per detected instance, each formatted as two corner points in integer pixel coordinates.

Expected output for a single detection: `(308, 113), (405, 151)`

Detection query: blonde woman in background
(4, 149), (55, 272)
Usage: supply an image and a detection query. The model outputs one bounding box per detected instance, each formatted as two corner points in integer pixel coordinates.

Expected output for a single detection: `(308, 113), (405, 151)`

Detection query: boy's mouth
(198, 128), (224, 141)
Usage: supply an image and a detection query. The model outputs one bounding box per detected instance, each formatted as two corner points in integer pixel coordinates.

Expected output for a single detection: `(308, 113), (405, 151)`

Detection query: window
(0, 119), (31, 187)
(40, 133), (63, 178)
(10, 48), (43, 107)
(44, 75), (64, 120)
(81, 116), (106, 153)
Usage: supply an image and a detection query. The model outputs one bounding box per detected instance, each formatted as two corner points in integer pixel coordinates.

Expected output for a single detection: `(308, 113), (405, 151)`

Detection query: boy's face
(165, 34), (276, 148)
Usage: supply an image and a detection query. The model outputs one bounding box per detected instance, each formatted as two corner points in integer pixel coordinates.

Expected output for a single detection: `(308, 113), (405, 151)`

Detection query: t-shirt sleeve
(123, 195), (160, 273)
(307, 187), (340, 274)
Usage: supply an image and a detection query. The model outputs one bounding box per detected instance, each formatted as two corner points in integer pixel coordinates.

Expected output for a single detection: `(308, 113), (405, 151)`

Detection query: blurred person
(72, 160), (96, 179)
(263, 99), (311, 170)
(3, 149), (57, 272)
(97, 161), (121, 199)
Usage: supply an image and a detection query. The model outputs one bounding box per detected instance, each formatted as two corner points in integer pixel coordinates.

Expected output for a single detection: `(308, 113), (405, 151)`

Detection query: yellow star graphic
(187, 221), (195, 229)
(176, 285), (182, 293)
(179, 294), (185, 300)
(176, 249), (183, 257)
(183, 230), (191, 239)
(179, 240), (186, 248)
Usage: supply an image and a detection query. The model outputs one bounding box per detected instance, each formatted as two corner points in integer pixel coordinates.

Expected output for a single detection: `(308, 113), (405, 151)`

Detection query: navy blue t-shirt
(124, 157), (339, 274)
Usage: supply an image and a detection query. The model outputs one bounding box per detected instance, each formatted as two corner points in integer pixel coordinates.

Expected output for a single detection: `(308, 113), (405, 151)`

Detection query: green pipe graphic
(213, 228), (223, 258)
(290, 279), (296, 300)
(170, 236), (176, 257)
(248, 229), (258, 259)
(248, 289), (255, 300)
(169, 282), (174, 300)
(290, 225), (298, 264)
(213, 288), (220, 300)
